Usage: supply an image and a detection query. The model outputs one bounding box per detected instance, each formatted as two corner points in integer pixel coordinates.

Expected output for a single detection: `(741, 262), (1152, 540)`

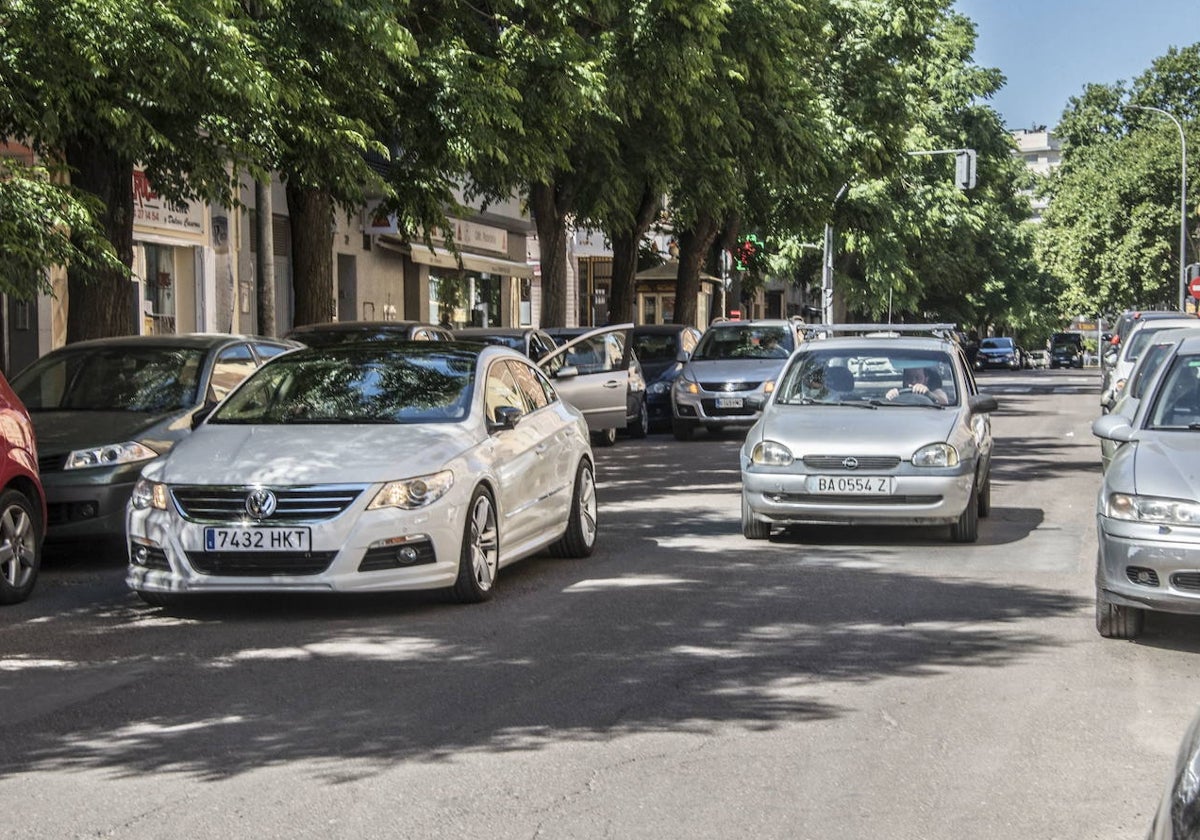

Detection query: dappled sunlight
(565, 575), (702, 592)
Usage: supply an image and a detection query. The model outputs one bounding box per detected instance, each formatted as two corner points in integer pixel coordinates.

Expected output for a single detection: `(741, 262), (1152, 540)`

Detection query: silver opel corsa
(740, 326), (998, 542)
(1092, 333), (1200, 639)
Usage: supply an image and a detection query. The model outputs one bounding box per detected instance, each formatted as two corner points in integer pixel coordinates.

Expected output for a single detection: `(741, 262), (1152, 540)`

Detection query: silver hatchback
(740, 327), (998, 542)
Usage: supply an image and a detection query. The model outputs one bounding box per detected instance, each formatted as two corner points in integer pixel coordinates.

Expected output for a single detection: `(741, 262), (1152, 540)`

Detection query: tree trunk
(64, 138), (134, 342)
(674, 213), (720, 326)
(529, 181), (569, 327)
(287, 184), (335, 328)
(607, 186), (661, 324)
(255, 180), (276, 337)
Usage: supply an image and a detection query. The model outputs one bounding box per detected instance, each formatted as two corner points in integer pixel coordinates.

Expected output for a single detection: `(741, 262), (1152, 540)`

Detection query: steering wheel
(890, 387), (937, 405)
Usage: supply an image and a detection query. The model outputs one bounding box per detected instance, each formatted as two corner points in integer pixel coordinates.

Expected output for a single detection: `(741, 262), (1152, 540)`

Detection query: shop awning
(406, 244), (534, 278)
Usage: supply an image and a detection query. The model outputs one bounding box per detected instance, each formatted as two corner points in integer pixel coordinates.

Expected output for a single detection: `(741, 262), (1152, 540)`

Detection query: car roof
(288, 320), (437, 334)
(801, 335), (955, 352)
(633, 324), (696, 334)
(40, 333), (279, 352)
(453, 327), (536, 337)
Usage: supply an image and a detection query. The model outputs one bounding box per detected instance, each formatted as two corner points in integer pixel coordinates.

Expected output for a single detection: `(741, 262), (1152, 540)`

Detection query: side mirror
(968, 394), (998, 414)
(675, 350), (691, 363)
(489, 405), (522, 432)
(554, 364), (580, 380)
(745, 395), (766, 411)
(1093, 413), (1135, 442)
(191, 402), (217, 430)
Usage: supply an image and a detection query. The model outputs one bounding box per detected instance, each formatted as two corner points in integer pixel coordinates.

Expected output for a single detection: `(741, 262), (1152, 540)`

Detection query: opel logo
(841, 457), (859, 470)
(245, 488), (278, 520)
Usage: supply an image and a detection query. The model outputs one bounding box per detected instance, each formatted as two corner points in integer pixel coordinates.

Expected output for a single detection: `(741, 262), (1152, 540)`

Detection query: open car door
(538, 323), (637, 434)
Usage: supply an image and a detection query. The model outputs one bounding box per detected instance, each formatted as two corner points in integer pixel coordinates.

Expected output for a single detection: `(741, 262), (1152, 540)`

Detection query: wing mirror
(968, 394), (998, 414)
(675, 350), (692, 363)
(191, 402), (218, 430)
(1092, 413), (1135, 442)
(489, 405), (522, 432)
(554, 364), (580, 380)
(745, 395), (766, 411)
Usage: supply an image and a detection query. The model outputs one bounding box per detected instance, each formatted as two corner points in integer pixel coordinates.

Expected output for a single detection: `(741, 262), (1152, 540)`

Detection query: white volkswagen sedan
(126, 342), (597, 606)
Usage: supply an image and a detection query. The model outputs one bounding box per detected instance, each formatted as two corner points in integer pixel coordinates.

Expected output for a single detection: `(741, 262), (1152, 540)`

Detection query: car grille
(1170, 572), (1200, 592)
(764, 493), (942, 505)
(185, 550), (337, 576)
(803, 455), (902, 471)
(38, 453), (67, 473)
(171, 485), (365, 523)
(700, 381), (759, 392)
(1125, 567), (1160, 587)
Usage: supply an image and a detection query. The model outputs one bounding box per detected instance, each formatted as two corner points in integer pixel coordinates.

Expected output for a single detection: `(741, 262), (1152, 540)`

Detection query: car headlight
(763, 380), (775, 394)
(648, 381), (670, 395)
(750, 440), (794, 466)
(368, 470), (454, 510)
(131, 477), (169, 510)
(675, 372), (700, 395)
(66, 441), (158, 470)
(911, 443), (960, 468)
(1106, 493), (1200, 525)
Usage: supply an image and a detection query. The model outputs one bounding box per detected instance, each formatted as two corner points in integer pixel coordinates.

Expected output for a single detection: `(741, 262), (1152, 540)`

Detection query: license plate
(204, 527), (312, 552)
(716, 397), (743, 408)
(808, 476), (894, 495)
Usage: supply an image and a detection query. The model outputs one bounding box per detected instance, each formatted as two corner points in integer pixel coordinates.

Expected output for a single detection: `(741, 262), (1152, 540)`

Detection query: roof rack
(806, 323), (958, 339)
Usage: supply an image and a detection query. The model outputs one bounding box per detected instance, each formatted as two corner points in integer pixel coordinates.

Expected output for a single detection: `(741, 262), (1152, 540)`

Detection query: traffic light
(734, 235), (764, 270)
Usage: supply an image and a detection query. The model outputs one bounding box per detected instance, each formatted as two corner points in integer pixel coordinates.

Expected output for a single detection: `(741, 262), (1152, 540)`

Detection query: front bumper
(975, 355), (1017, 370)
(41, 462), (149, 543)
(1096, 515), (1200, 615)
(741, 465), (975, 526)
(672, 388), (763, 430)
(126, 492), (465, 595)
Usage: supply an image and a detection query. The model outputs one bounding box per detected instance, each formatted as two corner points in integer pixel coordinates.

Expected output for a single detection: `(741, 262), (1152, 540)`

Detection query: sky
(953, 0), (1200, 130)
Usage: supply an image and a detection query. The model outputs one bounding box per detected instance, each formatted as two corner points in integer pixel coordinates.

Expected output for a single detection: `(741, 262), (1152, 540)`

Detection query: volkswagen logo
(841, 457), (859, 470)
(245, 488), (278, 520)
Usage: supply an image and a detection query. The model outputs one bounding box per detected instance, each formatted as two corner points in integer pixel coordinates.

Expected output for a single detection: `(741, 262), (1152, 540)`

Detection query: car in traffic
(973, 336), (1021, 371)
(0, 371), (46, 605)
(1091, 333), (1200, 638)
(452, 327), (559, 362)
(671, 318), (805, 440)
(127, 342), (597, 607)
(740, 325), (997, 542)
(286, 320), (453, 346)
(1028, 350), (1050, 369)
(1100, 316), (1198, 412)
(1048, 332), (1084, 369)
(632, 324), (703, 431)
(10, 334), (294, 553)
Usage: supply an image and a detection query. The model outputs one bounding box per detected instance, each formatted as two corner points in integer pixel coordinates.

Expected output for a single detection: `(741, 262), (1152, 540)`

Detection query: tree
(0, 0), (279, 341)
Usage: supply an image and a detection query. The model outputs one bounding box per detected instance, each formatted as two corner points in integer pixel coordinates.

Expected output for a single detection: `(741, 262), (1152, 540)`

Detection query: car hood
(1132, 435), (1200, 500)
(30, 410), (188, 455)
(155, 423), (482, 486)
(758, 405), (958, 457)
(641, 360), (679, 383)
(685, 358), (787, 384)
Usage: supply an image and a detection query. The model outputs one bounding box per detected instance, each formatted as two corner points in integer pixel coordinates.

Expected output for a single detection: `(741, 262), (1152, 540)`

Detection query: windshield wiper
(790, 398), (877, 409)
(868, 400), (946, 409)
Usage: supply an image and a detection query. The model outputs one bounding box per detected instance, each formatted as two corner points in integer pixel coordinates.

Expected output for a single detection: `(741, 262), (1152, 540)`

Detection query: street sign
(1190, 275), (1200, 300)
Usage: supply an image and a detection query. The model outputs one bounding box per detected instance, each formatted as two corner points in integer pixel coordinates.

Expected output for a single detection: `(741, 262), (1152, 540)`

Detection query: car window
(12, 347), (205, 412)
(682, 329), (700, 354)
(694, 326), (793, 360)
(980, 338), (1013, 350)
(1130, 343), (1175, 400)
(1148, 354), (1200, 429)
(551, 333), (624, 374)
(208, 344), (258, 402)
(254, 342), (292, 360)
(508, 360), (550, 412)
(777, 348), (958, 406)
(484, 360), (526, 423)
(634, 333), (679, 362)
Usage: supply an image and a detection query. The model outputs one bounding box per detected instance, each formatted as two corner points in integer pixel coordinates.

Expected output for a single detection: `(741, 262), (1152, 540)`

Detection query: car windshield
(210, 345), (476, 425)
(980, 338), (1013, 350)
(11, 346), (205, 412)
(776, 347), (959, 406)
(1126, 326), (1178, 362)
(633, 333), (679, 362)
(1130, 343), (1175, 400)
(693, 325), (792, 360)
(1147, 353), (1200, 430)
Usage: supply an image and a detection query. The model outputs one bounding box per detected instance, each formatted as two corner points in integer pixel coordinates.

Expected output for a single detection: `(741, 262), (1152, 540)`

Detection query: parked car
(10, 334), (295, 552)
(126, 342), (596, 606)
(0, 371), (46, 605)
(740, 326), (997, 542)
(452, 327), (558, 362)
(1104, 311), (1196, 393)
(973, 336), (1020, 370)
(1100, 327), (1200, 471)
(1147, 704), (1200, 840)
(632, 324), (703, 431)
(1100, 316), (1198, 412)
(538, 324), (648, 444)
(1049, 342), (1083, 369)
(286, 320), (453, 346)
(1028, 350), (1050, 369)
(1091, 333), (1200, 638)
(671, 318), (806, 440)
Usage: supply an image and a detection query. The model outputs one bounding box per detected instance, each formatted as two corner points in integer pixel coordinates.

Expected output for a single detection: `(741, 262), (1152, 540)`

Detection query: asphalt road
(3, 366), (1197, 840)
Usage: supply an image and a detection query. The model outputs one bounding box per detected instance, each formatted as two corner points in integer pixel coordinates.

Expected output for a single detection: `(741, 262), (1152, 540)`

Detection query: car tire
(628, 398), (649, 439)
(672, 418), (694, 441)
(0, 489), (41, 605)
(1096, 591), (1144, 639)
(550, 459), (597, 558)
(977, 471), (991, 518)
(591, 428), (618, 448)
(741, 494), (770, 540)
(950, 483), (979, 543)
(452, 486), (498, 604)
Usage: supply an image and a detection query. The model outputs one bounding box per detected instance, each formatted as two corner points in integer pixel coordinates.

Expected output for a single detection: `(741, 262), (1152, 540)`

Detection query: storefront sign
(454, 219), (508, 254)
(132, 168), (206, 243)
(364, 200), (399, 235)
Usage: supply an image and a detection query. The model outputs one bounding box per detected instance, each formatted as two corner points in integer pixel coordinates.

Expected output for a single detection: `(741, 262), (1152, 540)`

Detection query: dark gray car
(10, 334), (294, 551)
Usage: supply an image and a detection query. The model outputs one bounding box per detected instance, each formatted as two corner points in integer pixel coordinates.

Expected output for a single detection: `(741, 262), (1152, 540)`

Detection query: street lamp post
(1128, 104), (1188, 311)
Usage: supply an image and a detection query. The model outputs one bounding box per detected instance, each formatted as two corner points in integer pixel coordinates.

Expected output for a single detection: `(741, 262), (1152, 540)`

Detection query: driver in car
(886, 366), (949, 405)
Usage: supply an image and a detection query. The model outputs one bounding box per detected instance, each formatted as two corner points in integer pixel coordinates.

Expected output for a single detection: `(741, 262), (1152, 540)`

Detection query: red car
(0, 370), (45, 604)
